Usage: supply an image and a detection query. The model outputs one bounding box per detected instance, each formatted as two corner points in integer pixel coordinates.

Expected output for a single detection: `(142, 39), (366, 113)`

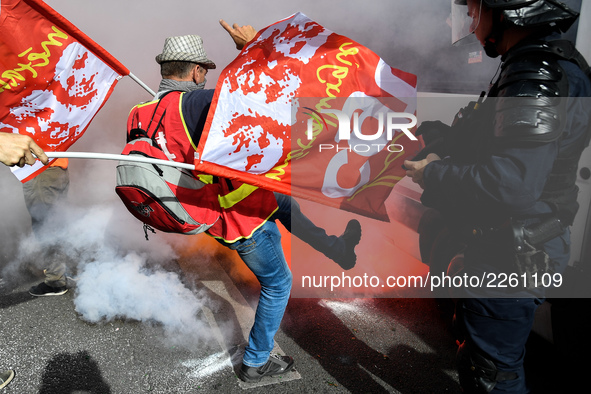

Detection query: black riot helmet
(452, 0), (579, 57)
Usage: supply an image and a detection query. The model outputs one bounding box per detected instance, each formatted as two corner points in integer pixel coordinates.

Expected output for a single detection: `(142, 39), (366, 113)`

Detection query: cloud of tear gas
(74, 252), (214, 347)
(0, 197), (216, 347)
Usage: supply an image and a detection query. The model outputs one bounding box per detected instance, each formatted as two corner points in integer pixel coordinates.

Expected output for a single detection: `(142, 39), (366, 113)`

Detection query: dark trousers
(271, 193), (344, 261)
(455, 231), (570, 393)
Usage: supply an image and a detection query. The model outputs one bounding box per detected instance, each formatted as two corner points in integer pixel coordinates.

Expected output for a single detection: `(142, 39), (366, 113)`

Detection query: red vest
(127, 91), (277, 242)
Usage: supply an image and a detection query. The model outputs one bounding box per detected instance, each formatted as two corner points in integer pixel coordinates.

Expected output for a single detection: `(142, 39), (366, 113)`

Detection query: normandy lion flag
(0, 0), (129, 182)
(196, 12), (419, 221)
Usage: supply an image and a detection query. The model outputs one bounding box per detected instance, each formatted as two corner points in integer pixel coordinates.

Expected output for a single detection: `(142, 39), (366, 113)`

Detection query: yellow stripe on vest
(218, 183), (259, 209)
(198, 174), (214, 184)
(178, 93), (199, 152)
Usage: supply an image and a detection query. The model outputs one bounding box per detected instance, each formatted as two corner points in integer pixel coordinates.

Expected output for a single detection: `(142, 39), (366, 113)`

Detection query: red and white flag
(196, 12), (419, 221)
(0, 0), (129, 182)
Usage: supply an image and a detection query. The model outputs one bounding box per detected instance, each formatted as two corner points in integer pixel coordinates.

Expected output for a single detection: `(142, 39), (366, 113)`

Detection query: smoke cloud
(0, 195), (216, 347)
(74, 253), (213, 347)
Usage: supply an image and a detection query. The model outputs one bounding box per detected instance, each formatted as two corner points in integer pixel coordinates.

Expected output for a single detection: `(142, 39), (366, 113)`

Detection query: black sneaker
(238, 355), (295, 383)
(29, 282), (68, 297)
(333, 219), (362, 270)
(0, 369), (15, 389)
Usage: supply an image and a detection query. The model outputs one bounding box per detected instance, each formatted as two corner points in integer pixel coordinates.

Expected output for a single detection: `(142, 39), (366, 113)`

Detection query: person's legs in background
(23, 167), (70, 296)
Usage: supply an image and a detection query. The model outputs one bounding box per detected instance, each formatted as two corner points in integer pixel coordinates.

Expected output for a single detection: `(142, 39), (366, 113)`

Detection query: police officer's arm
(219, 19), (257, 50)
(419, 142), (558, 217)
(0, 133), (49, 167)
(415, 52), (577, 217)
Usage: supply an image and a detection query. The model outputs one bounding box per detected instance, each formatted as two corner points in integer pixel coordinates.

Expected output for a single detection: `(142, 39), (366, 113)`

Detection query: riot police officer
(405, 0), (591, 392)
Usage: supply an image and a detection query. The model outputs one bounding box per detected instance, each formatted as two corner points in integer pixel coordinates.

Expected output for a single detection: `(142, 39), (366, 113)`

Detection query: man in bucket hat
(128, 20), (361, 383)
(145, 23), (294, 383)
(155, 34), (216, 92)
(156, 34), (217, 67)
(153, 26), (361, 269)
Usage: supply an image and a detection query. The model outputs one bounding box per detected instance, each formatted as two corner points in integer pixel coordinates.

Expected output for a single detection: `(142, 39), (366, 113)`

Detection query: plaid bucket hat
(155, 35), (216, 69)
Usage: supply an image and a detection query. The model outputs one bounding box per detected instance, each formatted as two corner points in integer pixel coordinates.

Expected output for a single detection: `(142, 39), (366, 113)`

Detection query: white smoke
(0, 197), (216, 348)
(74, 252), (213, 346)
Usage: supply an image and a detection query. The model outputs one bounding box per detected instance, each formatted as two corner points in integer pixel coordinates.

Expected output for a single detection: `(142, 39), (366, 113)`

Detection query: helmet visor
(451, 0), (481, 45)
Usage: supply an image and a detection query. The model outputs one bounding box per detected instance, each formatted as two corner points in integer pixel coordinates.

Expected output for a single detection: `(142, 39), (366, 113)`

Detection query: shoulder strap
(145, 90), (182, 140)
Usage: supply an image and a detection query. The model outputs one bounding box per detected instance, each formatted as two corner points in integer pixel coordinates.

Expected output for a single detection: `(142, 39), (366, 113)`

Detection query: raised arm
(219, 19), (258, 50)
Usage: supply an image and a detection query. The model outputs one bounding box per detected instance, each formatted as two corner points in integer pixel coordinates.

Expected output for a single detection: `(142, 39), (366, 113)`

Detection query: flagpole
(128, 72), (157, 97)
(46, 152), (195, 170)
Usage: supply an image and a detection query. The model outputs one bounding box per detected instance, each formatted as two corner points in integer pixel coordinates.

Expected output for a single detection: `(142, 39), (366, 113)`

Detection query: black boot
(333, 219), (362, 270)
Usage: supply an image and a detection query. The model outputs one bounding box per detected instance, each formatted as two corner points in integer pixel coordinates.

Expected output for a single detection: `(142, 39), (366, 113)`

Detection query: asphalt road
(0, 245), (462, 394)
(0, 247), (572, 394)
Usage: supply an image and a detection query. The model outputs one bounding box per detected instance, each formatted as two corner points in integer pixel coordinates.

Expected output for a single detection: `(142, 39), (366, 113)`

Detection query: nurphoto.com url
(300, 271), (563, 293)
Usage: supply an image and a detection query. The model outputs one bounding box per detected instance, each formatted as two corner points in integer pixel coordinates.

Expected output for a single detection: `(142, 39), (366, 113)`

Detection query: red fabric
(21, 0), (129, 75)
(0, 0), (128, 182)
(127, 92), (278, 242)
(196, 12), (420, 221)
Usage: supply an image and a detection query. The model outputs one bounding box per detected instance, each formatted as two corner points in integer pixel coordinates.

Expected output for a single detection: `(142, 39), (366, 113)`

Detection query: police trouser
(455, 297), (539, 393)
(453, 231), (570, 393)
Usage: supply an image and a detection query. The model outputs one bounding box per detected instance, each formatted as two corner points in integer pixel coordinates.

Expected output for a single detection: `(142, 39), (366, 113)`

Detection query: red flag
(0, 0), (129, 182)
(196, 12), (420, 221)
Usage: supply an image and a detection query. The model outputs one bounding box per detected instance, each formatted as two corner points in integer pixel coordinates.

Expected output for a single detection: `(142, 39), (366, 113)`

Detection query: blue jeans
(272, 193), (344, 260)
(218, 220), (292, 367)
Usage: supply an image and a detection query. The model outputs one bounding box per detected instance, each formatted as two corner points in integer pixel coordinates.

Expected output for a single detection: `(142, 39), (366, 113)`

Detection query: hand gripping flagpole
(46, 152), (196, 170)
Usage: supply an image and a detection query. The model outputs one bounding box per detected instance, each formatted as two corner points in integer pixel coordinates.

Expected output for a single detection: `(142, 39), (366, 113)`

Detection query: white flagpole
(128, 72), (157, 97)
(46, 152), (196, 170)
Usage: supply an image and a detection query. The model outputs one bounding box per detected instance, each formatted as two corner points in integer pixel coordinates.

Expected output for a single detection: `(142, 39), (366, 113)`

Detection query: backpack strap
(127, 90), (182, 143)
(145, 90), (182, 141)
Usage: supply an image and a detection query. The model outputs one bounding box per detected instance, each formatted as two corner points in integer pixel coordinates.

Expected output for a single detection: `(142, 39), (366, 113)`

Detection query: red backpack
(115, 92), (221, 239)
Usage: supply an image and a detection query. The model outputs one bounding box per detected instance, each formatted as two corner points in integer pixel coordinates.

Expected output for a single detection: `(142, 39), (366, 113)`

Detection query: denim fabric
(218, 220), (292, 367)
(272, 193), (344, 260)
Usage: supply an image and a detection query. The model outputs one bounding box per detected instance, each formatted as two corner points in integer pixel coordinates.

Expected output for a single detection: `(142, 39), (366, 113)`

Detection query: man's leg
(454, 232), (570, 393)
(273, 193), (361, 269)
(218, 221), (294, 382)
(23, 167), (70, 296)
(42, 247), (68, 289)
(456, 297), (540, 393)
